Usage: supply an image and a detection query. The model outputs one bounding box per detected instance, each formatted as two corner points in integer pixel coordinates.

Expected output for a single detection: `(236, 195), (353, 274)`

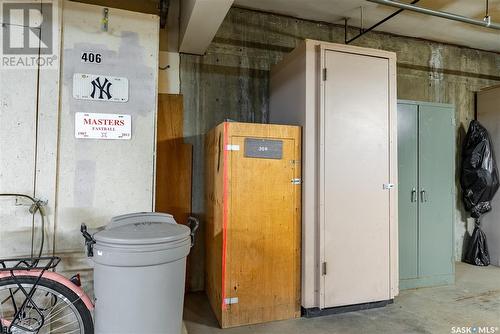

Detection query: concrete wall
(181, 7), (500, 291)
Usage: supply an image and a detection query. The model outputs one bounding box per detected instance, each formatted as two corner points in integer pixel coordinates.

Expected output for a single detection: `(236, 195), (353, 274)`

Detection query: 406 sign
(73, 73), (129, 103)
(81, 52), (102, 64)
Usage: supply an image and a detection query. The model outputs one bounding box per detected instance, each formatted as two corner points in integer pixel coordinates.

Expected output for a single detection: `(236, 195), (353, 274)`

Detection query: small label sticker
(244, 138), (283, 159)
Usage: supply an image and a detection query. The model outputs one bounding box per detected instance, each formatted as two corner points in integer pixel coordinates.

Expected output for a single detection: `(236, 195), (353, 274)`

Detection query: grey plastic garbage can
(89, 212), (194, 334)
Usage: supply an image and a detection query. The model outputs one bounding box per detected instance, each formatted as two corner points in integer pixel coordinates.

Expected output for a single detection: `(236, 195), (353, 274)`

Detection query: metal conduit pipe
(367, 0), (500, 30)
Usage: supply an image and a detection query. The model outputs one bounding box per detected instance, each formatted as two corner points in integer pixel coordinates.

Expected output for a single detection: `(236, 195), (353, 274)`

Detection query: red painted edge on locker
(221, 122), (229, 311)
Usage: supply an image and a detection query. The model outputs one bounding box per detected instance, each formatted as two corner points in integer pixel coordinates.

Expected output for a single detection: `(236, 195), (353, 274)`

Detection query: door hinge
(225, 144), (240, 151)
(383, 183), (395, 190)
(224, 297), (239, 305)
(322, 262), (327, 276)
(291, 178), (302, 185)
(322, 68), (327, 81)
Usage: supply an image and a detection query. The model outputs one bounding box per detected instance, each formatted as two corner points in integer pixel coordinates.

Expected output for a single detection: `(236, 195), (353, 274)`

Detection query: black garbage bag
(464, 219), (490, 266)
(460, 120), (499, 218)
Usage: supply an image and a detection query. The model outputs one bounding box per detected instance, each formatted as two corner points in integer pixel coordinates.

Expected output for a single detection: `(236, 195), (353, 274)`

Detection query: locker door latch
(291, 178), (302, 185)
(383, 183), (395, 190)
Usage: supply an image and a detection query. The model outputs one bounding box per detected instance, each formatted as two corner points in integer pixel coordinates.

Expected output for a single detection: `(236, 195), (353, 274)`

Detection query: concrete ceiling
(233, 0), (500, 52)
(71, 0), (160, 14)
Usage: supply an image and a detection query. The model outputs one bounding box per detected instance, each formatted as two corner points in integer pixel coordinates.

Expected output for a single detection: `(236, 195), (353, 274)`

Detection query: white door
(0, 25), (40, 256)
(321, 50), (391, 307)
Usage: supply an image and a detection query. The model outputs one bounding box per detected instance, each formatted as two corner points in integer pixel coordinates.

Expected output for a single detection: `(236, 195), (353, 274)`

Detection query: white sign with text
(75, 113), (131, 140)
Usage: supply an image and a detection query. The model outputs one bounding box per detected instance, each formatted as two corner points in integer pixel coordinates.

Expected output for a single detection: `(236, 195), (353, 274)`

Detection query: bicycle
(0, 194), (94, 334)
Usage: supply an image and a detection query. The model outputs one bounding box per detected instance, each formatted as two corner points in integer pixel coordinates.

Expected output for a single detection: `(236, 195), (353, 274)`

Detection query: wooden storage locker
(205, 122), (301, 328)
(270, 40), (398, 314)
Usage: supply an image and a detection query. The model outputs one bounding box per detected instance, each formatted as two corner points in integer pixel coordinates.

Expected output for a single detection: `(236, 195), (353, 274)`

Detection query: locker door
(397, 103), (419, 280)
(418, 105), (454, 277)
(226, 134), (300, 326)
(322, 50), (391, 307)
(0, 25), (40, 256)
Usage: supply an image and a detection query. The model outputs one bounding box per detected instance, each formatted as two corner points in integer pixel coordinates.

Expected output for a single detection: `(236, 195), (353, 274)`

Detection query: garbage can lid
(94, 221), (190, 246)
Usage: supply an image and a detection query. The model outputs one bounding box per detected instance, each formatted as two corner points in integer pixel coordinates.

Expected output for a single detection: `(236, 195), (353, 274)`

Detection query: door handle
(420, 189), (427, 202)
(411, 188), (417, 202)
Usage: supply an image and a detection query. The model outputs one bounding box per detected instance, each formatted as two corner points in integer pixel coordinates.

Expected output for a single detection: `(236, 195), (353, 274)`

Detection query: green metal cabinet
(398, 101), (455, 290)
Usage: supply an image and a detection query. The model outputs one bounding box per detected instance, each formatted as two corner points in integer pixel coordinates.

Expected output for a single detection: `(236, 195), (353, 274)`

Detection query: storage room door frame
(226, 134), (300, 324)
(0, 23), (41, 257)
(319, 49), (393, 308)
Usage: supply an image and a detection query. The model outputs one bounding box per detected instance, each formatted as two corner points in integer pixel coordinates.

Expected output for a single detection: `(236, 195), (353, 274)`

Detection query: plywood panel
(205, 122), (301, 328)
(157, 94), (184, 143)
(155, 143), (192, 222)
(155, 94), (192, 225)
(155, 94), (193, 290)
(204, 123), (225, 325)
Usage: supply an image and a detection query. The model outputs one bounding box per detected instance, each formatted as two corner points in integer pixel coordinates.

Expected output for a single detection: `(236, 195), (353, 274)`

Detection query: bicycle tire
(0, 276), (94, 334)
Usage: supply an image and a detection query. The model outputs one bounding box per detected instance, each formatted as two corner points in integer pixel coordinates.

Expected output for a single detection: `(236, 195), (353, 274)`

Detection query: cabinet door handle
(420, 189), (427, 202)
(411, 188), (417, 202)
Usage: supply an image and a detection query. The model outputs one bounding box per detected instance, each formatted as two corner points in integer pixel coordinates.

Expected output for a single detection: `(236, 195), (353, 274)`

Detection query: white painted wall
(0, 0), (62, 257)
(159, 51), (180, 94)
(56, 1), (159, 275)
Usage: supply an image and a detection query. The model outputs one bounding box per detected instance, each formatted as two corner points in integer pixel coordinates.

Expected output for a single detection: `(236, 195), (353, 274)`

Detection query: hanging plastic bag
(460, 120), (499, 266)
(460, 120), (499, 217)
(463, 219), (490, 266)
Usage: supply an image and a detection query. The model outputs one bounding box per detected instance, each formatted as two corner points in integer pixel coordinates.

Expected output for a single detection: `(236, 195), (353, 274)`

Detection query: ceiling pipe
(346, 0), (421, 44)
(367, 0), (500, 30)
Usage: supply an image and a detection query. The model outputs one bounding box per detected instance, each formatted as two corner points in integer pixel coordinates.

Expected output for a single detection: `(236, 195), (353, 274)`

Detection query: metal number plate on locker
(244, 138), (283, 159)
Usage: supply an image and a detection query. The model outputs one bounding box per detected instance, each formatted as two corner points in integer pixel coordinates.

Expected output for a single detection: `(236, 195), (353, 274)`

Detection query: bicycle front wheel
(0, 276), (94, 334)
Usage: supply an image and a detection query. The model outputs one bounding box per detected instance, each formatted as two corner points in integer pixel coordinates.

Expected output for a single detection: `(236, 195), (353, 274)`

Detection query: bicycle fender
(0, 270), (94, 311)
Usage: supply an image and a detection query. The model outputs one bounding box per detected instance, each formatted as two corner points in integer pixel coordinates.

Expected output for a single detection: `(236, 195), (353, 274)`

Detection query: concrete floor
(184, 262), (500, 334)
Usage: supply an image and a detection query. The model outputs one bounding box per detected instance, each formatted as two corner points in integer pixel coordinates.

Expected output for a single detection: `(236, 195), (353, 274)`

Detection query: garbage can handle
(187, 216), (199, 247)
(81, 224), (96, 257)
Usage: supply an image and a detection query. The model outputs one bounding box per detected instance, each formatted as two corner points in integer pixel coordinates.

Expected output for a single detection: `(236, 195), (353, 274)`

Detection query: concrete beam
(179, 0), (233, 55)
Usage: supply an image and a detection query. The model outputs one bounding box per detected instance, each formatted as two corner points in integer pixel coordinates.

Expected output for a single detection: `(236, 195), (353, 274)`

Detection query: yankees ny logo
(90, 77), (112, 100)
